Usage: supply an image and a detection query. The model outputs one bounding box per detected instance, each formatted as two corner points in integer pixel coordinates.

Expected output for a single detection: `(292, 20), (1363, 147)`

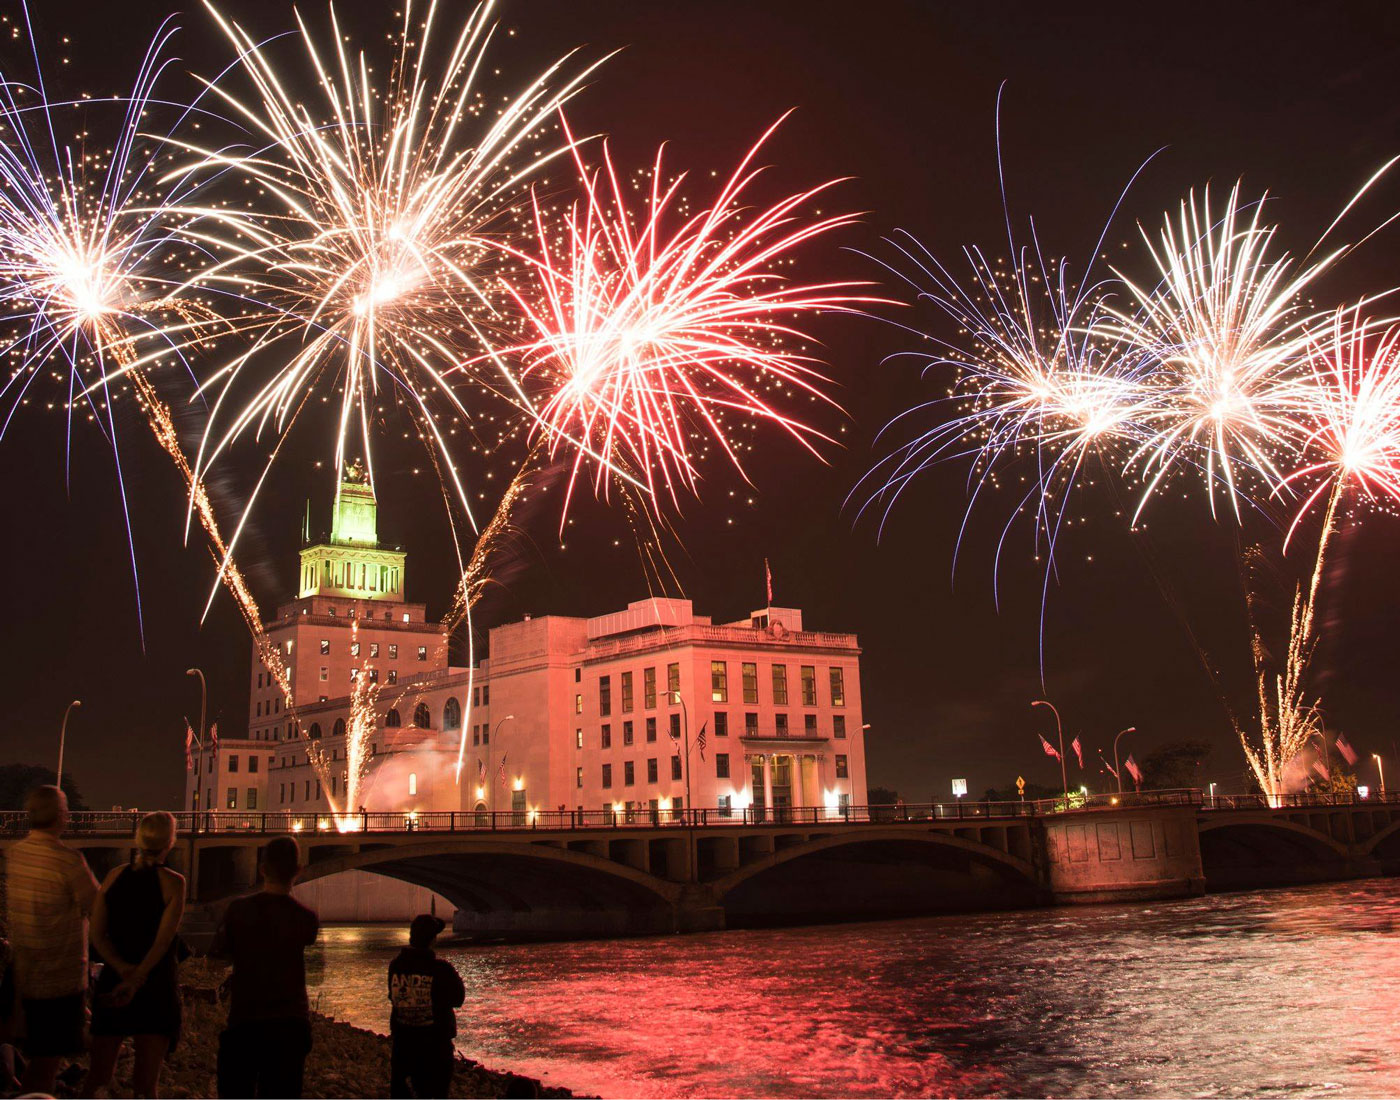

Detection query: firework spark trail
(494, 113), (870, 525)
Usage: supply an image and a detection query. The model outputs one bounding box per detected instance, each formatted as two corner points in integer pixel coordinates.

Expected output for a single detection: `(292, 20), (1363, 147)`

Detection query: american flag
(497, 753), (508, 789)
(1070, 735), (1084, 769)
(695, 722), (708, 762)
(1124, 754), (1143, 787)
(1313, 758), (1331, 782)
(765, 558), (773, 604)
(477, 758), (486, 782)
(209, 722), (219, 754)
(1335, 733), (1358, 767)
(184, 722), (194, 771)
(1039, 734), (1061, 761)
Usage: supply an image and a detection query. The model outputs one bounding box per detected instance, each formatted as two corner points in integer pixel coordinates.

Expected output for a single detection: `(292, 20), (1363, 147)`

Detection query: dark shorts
(21, 993), (86, 1058)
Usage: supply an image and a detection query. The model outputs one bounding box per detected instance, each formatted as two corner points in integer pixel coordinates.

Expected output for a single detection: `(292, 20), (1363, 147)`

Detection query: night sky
(5, 1), (1400, 811)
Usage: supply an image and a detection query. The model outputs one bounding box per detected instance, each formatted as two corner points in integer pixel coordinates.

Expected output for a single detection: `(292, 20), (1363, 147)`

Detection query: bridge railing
(0, 789), (1209, 838)
(1201, 790), (1400, 810)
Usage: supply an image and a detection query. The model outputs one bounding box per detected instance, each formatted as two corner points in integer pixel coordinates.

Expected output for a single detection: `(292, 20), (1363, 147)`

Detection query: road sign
(1016, 776), (1026, 793)
(952, 778), (967, 798)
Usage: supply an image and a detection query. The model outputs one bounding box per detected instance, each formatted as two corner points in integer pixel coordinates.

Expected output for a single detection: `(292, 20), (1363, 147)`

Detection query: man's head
(261, 835), (302, 888)
(26, 785), (68, 833)
(409, 913), (446, 949)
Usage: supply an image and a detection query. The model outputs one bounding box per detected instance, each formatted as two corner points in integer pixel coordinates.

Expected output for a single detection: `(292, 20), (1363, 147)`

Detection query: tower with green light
(298, 460), (407, 600)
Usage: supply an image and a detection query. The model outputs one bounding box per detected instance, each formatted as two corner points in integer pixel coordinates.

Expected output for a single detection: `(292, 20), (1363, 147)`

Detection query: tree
(982, 781), (1062, 802)
(0, 764), (87, 812)
(867, 786), (900, 805)
(1140, 741), (1211, 790)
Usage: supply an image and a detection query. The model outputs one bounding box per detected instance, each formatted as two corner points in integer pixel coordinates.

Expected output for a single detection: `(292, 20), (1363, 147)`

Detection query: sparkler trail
(495, 114), (870, 526)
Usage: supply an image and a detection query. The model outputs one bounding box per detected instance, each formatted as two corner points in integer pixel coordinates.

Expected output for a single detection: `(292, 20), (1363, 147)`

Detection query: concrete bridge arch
(1197, 814), (1350, 890)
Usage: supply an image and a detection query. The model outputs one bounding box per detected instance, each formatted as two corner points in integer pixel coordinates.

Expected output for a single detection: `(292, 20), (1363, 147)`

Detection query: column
(762, 755), (774, 821)
(792, 754), (806, 813)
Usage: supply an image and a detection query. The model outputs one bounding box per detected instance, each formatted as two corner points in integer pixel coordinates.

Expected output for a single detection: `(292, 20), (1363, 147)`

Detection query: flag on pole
(1039, 734), (1061, 761)
(477, 759), (486, 783)
(497, 753), (509, 789)
(1124, 754), (1143, 787)
(695, 722), (708, 761)
(184, 721), (194, 771)
(209, 722), (219, 755)
(1335, 733), (1358, 766)
(1070, 735), (1084, 769)
(1313, 758), (1331, 782)
(765, 558), (773, 604)
(1099, 752), (1119, 781)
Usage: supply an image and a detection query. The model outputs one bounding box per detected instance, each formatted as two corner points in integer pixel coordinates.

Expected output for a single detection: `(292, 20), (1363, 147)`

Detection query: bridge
(2, 791), (1397, 939)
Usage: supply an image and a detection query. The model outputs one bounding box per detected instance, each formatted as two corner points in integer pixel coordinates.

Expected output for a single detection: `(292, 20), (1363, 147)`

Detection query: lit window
(621, 671), (634, 712)
(742, 662), (758, 704)
(388, 670), (398, 685)
(370, 643), (380, 658)
(576, 767), (583, 788)
(643, 667), (656, 708)
(710, 661), (728, 703)
(409, 773), (418, 796)
(576, 728), (583, 749)
(718, 795), (733, 818)
(801, 666), (817, 707)
(772, 665), (788, 706)
(351, 642), (361, 658)
(575, 694), (583, 715)
(320, 639), (330, 655)
(403, 613), (410, 623)
(226, 787), (237, 809)
(667, 663), (680, 697)
(417, 646), (427, 661)
(388, 644), (398, 660)
(319, 666), (329, 682)
(836, 754), (849, 779)
(829, 667), (846, 707)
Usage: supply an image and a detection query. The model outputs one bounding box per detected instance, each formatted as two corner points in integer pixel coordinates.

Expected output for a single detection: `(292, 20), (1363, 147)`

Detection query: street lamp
(487, 714), (515, 813)
(1375, 753), (1387, 800)
(1112, 726), (1136, 796)
(667, 690), (697, 881)
(1031, 700), (1069, 803)
(186, 669), (207, 812)
(55, 699), (81, 791)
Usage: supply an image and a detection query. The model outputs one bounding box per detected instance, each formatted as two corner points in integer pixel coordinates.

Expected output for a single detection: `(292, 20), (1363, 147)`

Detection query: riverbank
(47, 960), (580, 1099)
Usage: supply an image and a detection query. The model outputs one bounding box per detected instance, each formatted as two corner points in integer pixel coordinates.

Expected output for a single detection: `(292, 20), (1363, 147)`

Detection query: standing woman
(85, 811), (185, 1098)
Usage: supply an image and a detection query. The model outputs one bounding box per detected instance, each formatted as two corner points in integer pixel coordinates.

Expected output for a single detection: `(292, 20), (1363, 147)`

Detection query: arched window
(308, 722), (322, 740)
(332, 718), (346, 738)
(385, 708), (401, 728)
(442, 697), (462, 730)
(413, 703), (431, 728)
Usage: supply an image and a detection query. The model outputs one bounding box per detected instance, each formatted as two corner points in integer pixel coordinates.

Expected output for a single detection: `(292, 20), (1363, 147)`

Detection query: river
(305, 879), (1400, 1098)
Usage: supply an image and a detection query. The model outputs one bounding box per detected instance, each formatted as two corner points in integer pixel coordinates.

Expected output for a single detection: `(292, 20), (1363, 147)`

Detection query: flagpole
(668, 690), (695, 882)
(1033, 700), (1068, 804)
(1112, 727), (1136, 796)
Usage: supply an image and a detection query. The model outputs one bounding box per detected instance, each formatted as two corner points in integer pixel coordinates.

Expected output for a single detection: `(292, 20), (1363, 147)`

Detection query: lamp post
(1032, 700), (1069, 803)
(1112, 726), (1136, 796)
(55, 699), (81, 791)
(488, 714), (515, 814)
(1375, 753), (1387, 800)
(667, 690), (696, 881)
(186, 669), (207, 812)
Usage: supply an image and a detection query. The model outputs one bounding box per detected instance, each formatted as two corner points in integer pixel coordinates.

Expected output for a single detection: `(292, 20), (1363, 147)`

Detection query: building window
(473, 726), (480, 746)
(576, 767), (584, 789)
(228, 755), (240, 774)
(621, 671), (634, 712)
(745, 712), (759, 736)
(624, 761), (635, 786)
(482, 685), (489, 705)
(647, 758), (659, 783)
(575, 694), (583, 715)
(601, 724), (612, 749)
(836, 754), (849, 779)
(742, 662), (758, 704)
(576, 728), (583, 749)
(333, 718), (346, 738)
(320, 639), (330, 655)
(305, 780), (311, 800)
(248, 756), (260, 774)
(667, 662), (680, 699)
(671, 756), (683, 781)
(351, 642), (361, 658)
(226, 787), (237, 809)
(388, 670), (398, 685)
(716, 753), (730, 779)
(829, 667), (846, 707)
(834, 715), (847, 739)
(801, 665), (817, 707)
(472, 687), (480, 707)
(718, 795), (733, 818)
(710, 661), (728, 703)
(255, 702), (262, 718)
(714, 712), (728, 738)
(331, 777), (338, 797)
(623, 721), (634, 746)
(644, 667), (657, 708)
(602, 764), (613, 789)
(319, 666), (329, 682)
(599, 675), (612, 717)
(669, 713), (681, 740)
(409, 773), (418, 796)
(308, 723), (322, 740)
(386, 709), (401, 728)
(413, 703), (431, 728)
(776, 713), (789, 737)
(575, 667), (581, 683)
(805, 714), (818, 735)
(389, 644), (398, 660)
(370, 642), (380, 658)
(417, 646), (427, 661)
(482, 726), (489, 745)
(350, 668), (359, 683)
(646, 717), (657, 742)
(772, 664), (788, 705)
(280, 783), (286, 804)
(443, 697), (462, 730)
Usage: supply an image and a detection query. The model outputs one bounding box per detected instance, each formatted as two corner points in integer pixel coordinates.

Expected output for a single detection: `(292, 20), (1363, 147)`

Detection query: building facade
(187, 471), (869, 824)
